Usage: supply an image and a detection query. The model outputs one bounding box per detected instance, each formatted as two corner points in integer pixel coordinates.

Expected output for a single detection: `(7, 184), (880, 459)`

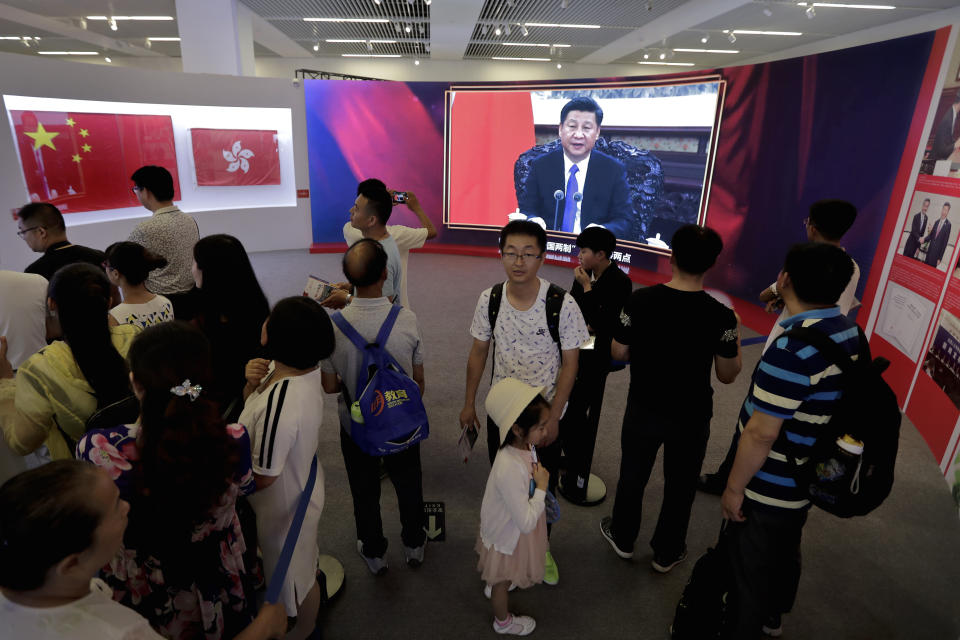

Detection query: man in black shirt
(600, 224), (742, 572)
(17, 202), (104, 281)
(559, 226), (633, 504)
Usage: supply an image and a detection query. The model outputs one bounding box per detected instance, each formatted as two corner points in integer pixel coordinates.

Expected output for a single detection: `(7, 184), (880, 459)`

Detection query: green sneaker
(543, 550), (559, 586)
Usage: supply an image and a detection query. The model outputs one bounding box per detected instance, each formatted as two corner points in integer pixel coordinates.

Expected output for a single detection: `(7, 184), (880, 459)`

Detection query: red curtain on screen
(191, 128), (281, 186)
(448, 92), (536, 226)
(11, 110), (180, 213)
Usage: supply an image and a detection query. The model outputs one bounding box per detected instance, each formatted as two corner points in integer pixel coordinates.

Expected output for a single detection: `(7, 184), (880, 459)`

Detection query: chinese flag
(191, 129), (281, 186)
(11, 110), (180, 213)
(448, 91), (536, 226)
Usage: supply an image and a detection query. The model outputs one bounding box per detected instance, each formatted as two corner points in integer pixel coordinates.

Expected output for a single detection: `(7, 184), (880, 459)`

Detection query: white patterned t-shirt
(470, 277), (588, 400)
(109, 295), (174, 329)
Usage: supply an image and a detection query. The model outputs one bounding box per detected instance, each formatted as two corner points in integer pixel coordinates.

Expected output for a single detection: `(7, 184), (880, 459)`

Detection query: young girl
(104, 241), (173, 328)
(477, 378), (551, 637)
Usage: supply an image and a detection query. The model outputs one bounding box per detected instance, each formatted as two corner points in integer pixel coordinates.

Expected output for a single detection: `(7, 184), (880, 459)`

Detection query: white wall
(0, 51), (311, 271)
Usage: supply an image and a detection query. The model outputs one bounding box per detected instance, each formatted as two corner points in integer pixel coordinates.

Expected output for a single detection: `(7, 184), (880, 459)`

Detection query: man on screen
(517, 97), (633, 238)
(923, 202), (953, 268)
(903, 198), (929, 260)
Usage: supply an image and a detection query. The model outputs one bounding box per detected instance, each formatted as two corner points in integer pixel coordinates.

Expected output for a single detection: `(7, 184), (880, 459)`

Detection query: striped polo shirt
(736, 306), (860, 510)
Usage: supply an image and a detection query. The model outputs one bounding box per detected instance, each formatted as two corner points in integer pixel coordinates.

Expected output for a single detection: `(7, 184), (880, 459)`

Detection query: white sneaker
(493, 614), (536, 636)
(483, 583), (518, 599)
(402, 544), (424, 567)
(356, 540), (388, 576)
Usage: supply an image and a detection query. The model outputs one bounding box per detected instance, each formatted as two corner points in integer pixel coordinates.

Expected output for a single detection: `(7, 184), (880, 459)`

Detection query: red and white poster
(10, 110), (180, 213)
(190, 128), (281, 187)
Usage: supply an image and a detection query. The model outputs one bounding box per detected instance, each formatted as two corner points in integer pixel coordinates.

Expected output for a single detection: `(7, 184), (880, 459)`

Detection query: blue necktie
(561, 165), (579, 232)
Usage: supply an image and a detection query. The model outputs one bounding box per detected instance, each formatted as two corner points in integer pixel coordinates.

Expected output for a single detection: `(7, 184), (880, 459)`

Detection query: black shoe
(697, 472), (725, 496)
(599, 516), (633, 559)
(762, 614), (783, 637)
(651, 547), (687, 574)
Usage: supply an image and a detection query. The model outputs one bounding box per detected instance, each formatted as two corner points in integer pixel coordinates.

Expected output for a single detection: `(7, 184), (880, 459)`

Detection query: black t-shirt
(24, 241), (105, 281)
(614, 284), (738, 421)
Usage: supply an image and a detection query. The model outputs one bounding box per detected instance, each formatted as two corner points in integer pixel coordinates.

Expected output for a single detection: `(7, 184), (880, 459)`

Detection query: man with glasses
(18, 202), (104, 280)
(128, 165), (199, 318)
(461, 219), (589, 586)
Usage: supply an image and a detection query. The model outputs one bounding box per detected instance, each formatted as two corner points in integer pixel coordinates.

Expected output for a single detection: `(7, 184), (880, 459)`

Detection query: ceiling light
(659, 51), (666, 60)
(557, 63), (562, 69)
(521, 24), (529, 36)
(494, 26), (502, 36)
(374, 0), (381, 4)
(86, 15), (173, 21)
(806, 5), (816, 17)
(367, 41), (374, 51)
(414, 58), (420, 65)
(561, 0), (569, 7)
(144, 39), (151, 48)
(505, 25), (512, 36)
(313, 43), (319, 51)
(492, 56), (551, 61)
(104, 56), (112, 62)
(341, 53), (402, 57)
(37, 51), (99, 55)
(797, 2), (895, 8)
(700, 34), (709, 43)
(674, 48), (739, 54)
(642, 52), (649, 59)
(0, 36), (34, 39)
(763, 7), (773, 16)
(304, 17), (390, 23)
(405, 24), (412, 33)
(425, 0), (432, 4)
(109, 18), (118, 31)
(638, 61), (695, 66)
(147, 37), (180, 41)
(727, 32), (736, 43)
(730, 29), (803, 35)
(525, 22), (601, 29)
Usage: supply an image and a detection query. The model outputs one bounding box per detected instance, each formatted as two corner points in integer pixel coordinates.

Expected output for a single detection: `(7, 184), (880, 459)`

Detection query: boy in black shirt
(559, 226), (633, 504)
(600, 224), (742, 572)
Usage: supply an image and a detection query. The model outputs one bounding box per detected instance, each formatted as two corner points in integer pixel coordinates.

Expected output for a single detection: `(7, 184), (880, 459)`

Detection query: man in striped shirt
(721, 242), (856, 638)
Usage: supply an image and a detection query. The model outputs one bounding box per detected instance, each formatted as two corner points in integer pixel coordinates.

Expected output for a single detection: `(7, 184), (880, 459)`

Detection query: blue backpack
(331, 306), (429, 456)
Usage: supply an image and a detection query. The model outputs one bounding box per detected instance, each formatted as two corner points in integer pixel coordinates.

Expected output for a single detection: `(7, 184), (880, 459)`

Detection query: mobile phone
(528, 444), (538, 498)
(529, 443), (538, 463)
(392, 191), (408, 204)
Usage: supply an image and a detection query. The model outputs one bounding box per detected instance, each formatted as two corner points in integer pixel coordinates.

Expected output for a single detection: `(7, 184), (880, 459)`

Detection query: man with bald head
(321, 238), (428, 576)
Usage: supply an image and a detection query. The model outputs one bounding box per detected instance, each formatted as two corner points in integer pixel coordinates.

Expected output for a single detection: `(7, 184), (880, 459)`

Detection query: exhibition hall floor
(250, 249), (960, 640)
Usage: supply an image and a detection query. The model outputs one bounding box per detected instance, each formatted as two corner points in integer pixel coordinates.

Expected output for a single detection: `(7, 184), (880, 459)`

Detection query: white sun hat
(485, 378), (545, 446)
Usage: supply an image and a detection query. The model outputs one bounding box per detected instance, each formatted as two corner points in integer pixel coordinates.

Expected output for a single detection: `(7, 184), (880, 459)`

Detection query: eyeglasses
(131, 186), (142, 193)
(501, 251), (542, 263)
(16, 226), (41, 237)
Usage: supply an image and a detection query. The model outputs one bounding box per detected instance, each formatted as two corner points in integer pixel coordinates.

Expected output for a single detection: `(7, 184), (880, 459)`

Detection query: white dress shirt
(562, 153), (590, 234)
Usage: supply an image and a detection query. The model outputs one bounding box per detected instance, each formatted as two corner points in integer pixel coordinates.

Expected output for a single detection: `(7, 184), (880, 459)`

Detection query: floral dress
(77, 423), (256, 640)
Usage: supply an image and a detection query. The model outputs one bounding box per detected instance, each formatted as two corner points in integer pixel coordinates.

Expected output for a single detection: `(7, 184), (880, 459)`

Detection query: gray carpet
(250, 249), (960, 640)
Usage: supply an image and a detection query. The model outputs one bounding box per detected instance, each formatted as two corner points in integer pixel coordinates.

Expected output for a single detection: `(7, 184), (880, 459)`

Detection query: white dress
(0, 578), (164, 639)
(239, 367), (325, 612)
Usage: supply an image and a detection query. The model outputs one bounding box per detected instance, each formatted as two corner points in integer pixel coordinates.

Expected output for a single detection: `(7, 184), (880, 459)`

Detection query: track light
(374, 0), (381, 4)
(727, 32), (736, 43)
(701, 34), (709, 43)
(313, 43), (319, 51)
(425, 0), (431, 4)
(144, 38), (151, 48)
(494, 25), (502, 36)
(404, 24), (412, 33)
(104, 56), (112, 62)
(414, 58), (420, 65)
(109, 17), (118, 31)
(394, 22), (402, 33)
(557, 63), (562, 69)
(367, 41), (373, 51)
(521, 24), (529, 37)
(481, 24), (489, 35)
(806, 5), (816, 18)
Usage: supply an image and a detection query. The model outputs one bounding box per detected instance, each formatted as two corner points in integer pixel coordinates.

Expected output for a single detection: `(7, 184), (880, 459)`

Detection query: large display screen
(444, 76), (724, 253)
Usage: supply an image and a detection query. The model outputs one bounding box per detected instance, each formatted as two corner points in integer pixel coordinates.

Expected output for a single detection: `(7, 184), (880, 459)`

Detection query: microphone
(553, 189), (564, 230)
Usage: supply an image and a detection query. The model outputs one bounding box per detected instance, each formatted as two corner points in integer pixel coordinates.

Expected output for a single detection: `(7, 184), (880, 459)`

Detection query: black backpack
(782, 326), (901, 518)
(670, 524), (737, 639)
(488, 281), (565, 348)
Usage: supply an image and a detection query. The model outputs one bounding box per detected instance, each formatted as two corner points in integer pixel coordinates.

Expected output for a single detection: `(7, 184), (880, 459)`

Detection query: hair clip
(170, 379), (202, 401)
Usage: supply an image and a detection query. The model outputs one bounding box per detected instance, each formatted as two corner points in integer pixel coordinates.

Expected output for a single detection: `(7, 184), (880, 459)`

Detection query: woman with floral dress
(78, 321), (257, 640)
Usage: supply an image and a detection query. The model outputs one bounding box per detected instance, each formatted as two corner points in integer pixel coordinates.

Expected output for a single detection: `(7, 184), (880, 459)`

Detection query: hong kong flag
(191, 129), (281, 186)
(10, 110), (180, 213)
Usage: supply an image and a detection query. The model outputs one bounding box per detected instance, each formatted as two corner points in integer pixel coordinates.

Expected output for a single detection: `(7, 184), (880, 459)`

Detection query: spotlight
(805, 5), (815, 18)
(414, 58), (420, 65)
(394, 22), (402, 33)
(520, 24), (529, 37)
(700, 34), (709, 44)
(505, 24), (511, 36)
(313, 43), (319, 51)
(561, 0), (569, 8)
(549, 46), (555, 55)
(104, 56), (112, 62)
(494, 25), (502, 36)
(21, 38), (29, 47)
(642, 52), (649, 59)
(404, 24), (412, 33)
(646, 0), (653, 11)
(425, 0), (431, 4)
(374, 0), (381, 4)
(557, 63), (562, 69)
(424, 43), (430, 52)
(79, 18), (88, 30)
(144, 38), (151, 48)
(727, 32), (736, 43)
(109, 17), (117, 31)
(763, 6), (773, 17)
(367, 41), (373, 51)
(659, 51), (666, 60)
(418, 24), (425, 34)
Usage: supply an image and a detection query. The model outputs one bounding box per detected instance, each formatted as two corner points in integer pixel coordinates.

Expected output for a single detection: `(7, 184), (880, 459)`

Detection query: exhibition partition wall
(304, 31), (936, 325)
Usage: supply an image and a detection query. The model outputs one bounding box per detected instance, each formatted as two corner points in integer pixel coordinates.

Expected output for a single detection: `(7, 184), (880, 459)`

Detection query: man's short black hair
(670, 224), (723, 275)
(783, 242), (855, 306)
(357, 178), (387, 194)
(808, 199), (857, 242)
(357, 183), (393, 225)
(945, 202), (952, 210)
(560, 96), (603, 127)
(265, 296), (335, 369)
(131, 165), (175, 202)
(343, 238), (388, 288)
(499, 220), (547, 254)
(18, 202), (64, 232)
(923, 198), (931, 204)
(576, 226), (617, 259)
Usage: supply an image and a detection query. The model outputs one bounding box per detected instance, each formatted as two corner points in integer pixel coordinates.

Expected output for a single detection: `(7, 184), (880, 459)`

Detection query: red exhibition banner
(10, 110), (180, 213)
(191, 128), (281, 186)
